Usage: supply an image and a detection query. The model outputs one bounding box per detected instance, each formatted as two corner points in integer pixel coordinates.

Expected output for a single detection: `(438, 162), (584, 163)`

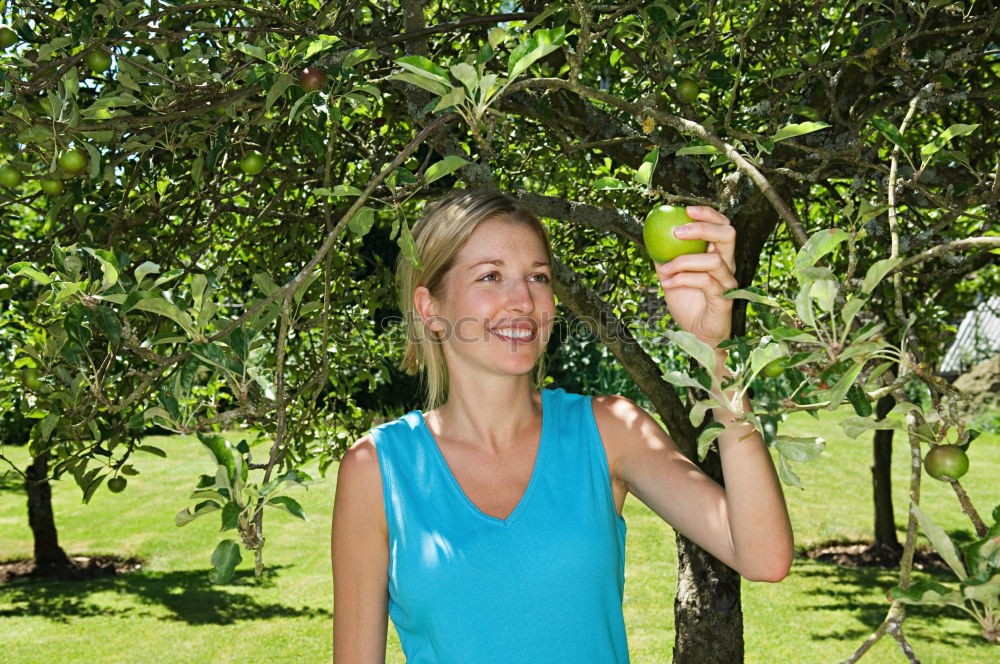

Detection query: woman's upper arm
(592, 395), (738, 570)
(331, 434), (389, 664)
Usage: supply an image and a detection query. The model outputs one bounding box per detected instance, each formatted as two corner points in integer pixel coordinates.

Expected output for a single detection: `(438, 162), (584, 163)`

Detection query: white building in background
(939, 294), (1000, 379)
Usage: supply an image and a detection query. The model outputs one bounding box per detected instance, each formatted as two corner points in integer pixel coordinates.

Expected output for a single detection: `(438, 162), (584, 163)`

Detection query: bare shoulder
(591, 394), (661, 443)
(590, 395), (655, 490)
(591, 394), (688, 494)
(334, 434), (387, 538)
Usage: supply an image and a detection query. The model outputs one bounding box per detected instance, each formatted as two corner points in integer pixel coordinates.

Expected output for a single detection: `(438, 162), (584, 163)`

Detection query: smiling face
(414, 216), (556, 381)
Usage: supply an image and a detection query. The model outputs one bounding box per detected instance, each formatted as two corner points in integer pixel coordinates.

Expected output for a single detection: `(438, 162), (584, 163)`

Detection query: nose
(504, 278), (535, 314)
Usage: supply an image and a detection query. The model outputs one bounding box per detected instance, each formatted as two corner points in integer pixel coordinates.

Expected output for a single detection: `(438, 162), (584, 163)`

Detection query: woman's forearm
(710, 348), (794, 581)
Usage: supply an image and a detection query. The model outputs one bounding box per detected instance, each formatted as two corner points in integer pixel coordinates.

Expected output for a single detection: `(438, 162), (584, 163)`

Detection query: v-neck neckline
(416, 389), (550, 527)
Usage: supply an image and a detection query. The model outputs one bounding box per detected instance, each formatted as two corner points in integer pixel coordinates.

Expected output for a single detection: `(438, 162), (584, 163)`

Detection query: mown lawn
(0, 408), (997, 663)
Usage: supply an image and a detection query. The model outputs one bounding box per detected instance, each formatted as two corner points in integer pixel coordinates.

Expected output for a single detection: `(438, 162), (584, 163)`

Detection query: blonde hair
(397, 189), (554, 411)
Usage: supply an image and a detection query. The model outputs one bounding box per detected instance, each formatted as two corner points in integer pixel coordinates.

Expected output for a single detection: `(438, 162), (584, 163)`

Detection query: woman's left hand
(653, 206), (738, 348)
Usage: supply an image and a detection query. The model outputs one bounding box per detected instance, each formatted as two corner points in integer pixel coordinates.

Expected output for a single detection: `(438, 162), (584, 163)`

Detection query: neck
(428, 374), (543, 454)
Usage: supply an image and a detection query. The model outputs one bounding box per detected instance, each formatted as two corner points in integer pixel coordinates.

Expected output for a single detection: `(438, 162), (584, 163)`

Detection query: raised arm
(594, 205), (792, 582)
(331, 435), (390, 663)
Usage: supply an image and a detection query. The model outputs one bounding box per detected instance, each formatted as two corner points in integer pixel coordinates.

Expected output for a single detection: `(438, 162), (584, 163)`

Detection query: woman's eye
(531, 273), (551, 283)
(480, 272), (499, 281)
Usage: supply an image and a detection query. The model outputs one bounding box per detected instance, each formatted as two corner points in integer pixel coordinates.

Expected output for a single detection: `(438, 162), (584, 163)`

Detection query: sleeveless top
(369, 387), (629, 663)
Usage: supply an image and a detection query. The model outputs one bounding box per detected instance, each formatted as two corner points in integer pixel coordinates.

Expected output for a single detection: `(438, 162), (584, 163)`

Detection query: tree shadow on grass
(792, 558), (984, 649)
(0, 565), (328, 625)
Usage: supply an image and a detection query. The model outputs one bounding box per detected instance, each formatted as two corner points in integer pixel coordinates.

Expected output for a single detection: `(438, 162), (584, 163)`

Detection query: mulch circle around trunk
(0, 555), (145, 584)
(802, 541), (950, 571)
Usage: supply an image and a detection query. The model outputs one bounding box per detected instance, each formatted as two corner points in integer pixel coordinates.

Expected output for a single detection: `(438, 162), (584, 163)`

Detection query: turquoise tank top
(370, 387), (629, 663)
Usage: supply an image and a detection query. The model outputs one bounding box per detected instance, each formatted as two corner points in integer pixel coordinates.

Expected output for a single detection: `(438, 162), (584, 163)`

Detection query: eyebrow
(466, 258), (549, 270)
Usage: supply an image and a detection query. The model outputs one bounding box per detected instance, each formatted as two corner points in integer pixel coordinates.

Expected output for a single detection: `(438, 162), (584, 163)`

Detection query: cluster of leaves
(175, 433), (312, 583)
(891, 504), (1000, 645)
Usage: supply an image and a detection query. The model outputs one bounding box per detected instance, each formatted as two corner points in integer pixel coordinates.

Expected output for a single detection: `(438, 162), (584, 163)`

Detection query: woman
(331, 189), (793, 663)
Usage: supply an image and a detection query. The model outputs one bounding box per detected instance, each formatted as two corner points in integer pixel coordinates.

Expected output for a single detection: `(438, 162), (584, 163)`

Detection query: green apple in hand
(643, 205), (708, 263)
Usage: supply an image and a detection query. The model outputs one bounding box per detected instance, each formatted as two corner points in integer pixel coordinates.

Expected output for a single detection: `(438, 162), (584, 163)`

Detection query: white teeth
(493, 328), (532, 339)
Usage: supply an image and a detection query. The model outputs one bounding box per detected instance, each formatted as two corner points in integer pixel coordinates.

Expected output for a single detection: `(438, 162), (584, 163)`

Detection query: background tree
(1, 1), (997, 660)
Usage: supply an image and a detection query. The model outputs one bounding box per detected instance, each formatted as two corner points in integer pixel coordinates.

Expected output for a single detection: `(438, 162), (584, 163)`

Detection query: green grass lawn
(1, 408), (997, 663)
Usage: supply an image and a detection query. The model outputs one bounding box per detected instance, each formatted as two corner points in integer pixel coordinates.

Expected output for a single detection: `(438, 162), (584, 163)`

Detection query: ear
(413, 285), (445, 333)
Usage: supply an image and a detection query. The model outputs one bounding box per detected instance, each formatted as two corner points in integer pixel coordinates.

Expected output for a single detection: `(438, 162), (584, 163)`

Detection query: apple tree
(1, 1), (998, 661)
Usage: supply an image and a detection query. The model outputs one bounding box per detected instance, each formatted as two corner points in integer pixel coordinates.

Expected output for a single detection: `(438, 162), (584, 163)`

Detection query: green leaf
(395, 55), (450, 86)
(811, 279), (839, 313)
(220, 501), (241, 531)
(132, 297), (197, 336)
(871, 118), (913, 167)
(775, 435), (825, 462)
(847, 385), (873, 417)
(508, 27), (566, 80)
(134, 261), (161, 285)
(841, 415), (902, 438)
(697, 422), (726, 461)
(675, 144), (720, 156)
(662, 370), (709, 390)
(388, 72), (449, 96)
(191, 342), (241, 374)
(450, 63), (478, 93)
(175, 500), (220, 527)
(313, 184), (363, 197)
(198, 432), (236, 485)
(488, 27), (506, 49)
(433, 86), (467, 113)
(794, 286), (816, 328)
(236, 43), (267, 61)
(342, 47), (376, 69)
(81, 142), (101, 180)
(826, 360), (867, 411)
(424, 156), (467, 184)
(265, 72), (294, 110)
(665, 330), (717, 374)
(777, 455), (803, 489)
(267, 495), (307, 520)
(84, 247), (118, 292)
(136, 445), (167, 457)
(840, 296), (866, 329)
(724, 288), (779, 307)
(911, 503), (967, 580)
(749, 343), (786, 377)
(794, 228), (851, 273)
(963, 574), (1000, 607)
(920, 123), (978, 163)
(348, 206), (376, 236)
(862, 258), (903, 294)
(7, 262), (53, 285)
(890, 579), (965, 607)
(592, 176), (627, 189)
(153, 268), (184, 288)
(93, 306), (122, 346)
(772, 121), (830, 143)
(303, 35), (342, 58)
(208, 540), (242, 584)
(634, 146), (659, 187)
(252, 272), (278, 297)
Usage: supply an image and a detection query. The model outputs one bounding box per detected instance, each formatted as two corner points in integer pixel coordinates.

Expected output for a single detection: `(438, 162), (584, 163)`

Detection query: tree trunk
(672, 449), (744, 663)
(872, 396), (900, 553)
(26, 453), (71, 570)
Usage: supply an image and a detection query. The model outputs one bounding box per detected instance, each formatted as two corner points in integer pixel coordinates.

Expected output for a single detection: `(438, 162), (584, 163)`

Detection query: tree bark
(672, 448), (744, 663)
(872, 395), (900, 553)
(26, 453), (71, 570)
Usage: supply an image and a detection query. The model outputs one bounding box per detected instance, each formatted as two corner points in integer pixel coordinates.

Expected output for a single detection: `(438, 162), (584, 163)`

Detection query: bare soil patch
(802, 541), (950, 571)
(0, 555), (144, 584)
